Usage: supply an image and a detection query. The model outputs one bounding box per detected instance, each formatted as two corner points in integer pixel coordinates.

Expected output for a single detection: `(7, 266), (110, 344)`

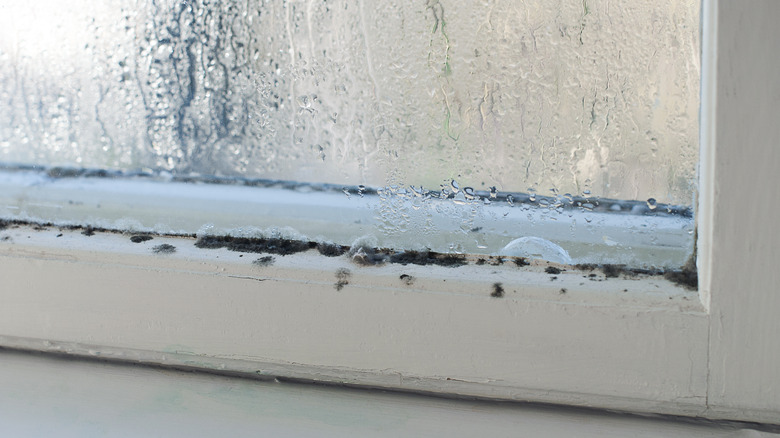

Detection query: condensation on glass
(0, 0), (700, 266)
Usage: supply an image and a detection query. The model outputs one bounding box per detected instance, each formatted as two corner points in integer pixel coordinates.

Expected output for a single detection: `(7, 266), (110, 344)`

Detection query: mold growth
(317, 242), (347, 257)
(399, 274), (415, 286)
(664, 252), (698, 290)
(195, 235), (314, 255)
(491, 283), (505, 298)
(0, 218), (700, 291)
(253, 256), (275, 267)
(349, 246), (386, 266)
(513, 257), (530, 267)
(152, 244), (177, 254)
(389, 250), (467, 267)
(334, 268), (351, 291)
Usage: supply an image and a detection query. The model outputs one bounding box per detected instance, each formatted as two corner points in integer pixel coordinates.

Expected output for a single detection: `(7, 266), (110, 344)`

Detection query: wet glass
(0, 0), (699, 267)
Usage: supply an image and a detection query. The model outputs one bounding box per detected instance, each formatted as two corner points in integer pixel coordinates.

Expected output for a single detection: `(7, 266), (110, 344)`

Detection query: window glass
(0, 0), (699, 267)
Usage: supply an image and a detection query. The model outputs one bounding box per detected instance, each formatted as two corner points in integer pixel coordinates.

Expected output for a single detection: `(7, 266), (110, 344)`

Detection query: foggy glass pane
(0, 0), (699, 267)
(0, 0), (699, 205)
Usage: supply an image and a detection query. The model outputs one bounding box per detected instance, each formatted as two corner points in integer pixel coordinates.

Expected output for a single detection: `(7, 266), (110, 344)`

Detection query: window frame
(0, 0), (778, 425)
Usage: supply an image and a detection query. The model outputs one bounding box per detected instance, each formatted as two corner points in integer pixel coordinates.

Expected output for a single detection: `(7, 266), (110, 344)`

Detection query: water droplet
(358, 185), (366, 197)
(410, 185), (427, 197)
(489, 186), (498, 198)
(463, 187), (476, 200)
(342, 188), (351, 198)
(507, 195), (514, 206)
(583, 189), (591, 195)
(647, 198), (657, 210)
(450, 180), (460, 193)
(499, 236), (573, 265)
(529, 193), (536, 202)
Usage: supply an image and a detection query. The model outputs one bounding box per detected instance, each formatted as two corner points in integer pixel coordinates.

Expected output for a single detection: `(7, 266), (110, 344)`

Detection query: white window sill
(1, 222), (707, 417)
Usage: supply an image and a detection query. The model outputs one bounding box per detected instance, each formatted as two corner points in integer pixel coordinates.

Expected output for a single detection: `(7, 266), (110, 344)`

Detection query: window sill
(1, 223), (707, 417)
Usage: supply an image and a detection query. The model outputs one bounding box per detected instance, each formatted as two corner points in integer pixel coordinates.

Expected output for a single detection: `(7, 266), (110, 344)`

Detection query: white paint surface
(0, 226), (707, 417)
(705, 0), (780, 422)
(0, 350), (771, 438)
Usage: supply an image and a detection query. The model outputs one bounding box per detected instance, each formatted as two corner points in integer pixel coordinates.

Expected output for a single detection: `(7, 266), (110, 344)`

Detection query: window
(1, 0), (779, 425)
(0, 0), (698, 268)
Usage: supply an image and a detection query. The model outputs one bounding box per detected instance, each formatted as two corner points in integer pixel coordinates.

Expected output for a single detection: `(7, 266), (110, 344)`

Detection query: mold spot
(317, 242), (346, 257)
(335, 268), (351, 291)
(349, 246), (385, 266)
(545, 266), (562, 275)
(664, 268), (697, 290)
(152, 244), (176, 254)
(1, 235), (11, 242)
(550, 276), (558, 281)
(560, 288), (567, 294)
(389, 250), (466, 267)
(491, 282), (505, 298)
(513, 257), (530, 267)
(602, 264), (622, 278)
(81, 227), (96, 236)
(253, 256), (275, 267)
(476, 258), (487, 266)
(56, 233), (63, 237)
(489, 256), (504, 266)
(399, 274), (415, 286)
(130, 235), (153, 243)
(195, 235), (311, 255)
(664, 251), (698, 290)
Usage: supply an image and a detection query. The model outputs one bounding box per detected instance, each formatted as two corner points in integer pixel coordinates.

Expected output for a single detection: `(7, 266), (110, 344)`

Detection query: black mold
(513, 257), (530, 267)
(130, 235), (153, 243)
(602, 264), (622, 278)
(81, 227), (96, 236)
(335, 268), (351, 291)
(491, 282), (505, 298)
(560, 288), (567, 294)
(389, 250), (467, 267)
(253, 256), (275, 267)
(400, 274), (415, 286)
(317, 242), (347, 257)
(545, 266), (562, 275)
(664, 268), (697, 290)
(195, 235), (313, 256)
(350, 246), (386, 266)
(152, 244), (176, 254)
(476, 258), (487, 265)
(489, 256), (504, 266)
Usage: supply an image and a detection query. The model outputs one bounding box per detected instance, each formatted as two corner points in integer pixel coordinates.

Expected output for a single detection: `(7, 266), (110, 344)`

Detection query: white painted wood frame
(0, 0), (778, 425)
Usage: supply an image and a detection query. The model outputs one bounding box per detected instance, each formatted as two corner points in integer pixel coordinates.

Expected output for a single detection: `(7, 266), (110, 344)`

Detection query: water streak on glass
(0, 0), (700, 266)
(0, 0), (699, 203)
